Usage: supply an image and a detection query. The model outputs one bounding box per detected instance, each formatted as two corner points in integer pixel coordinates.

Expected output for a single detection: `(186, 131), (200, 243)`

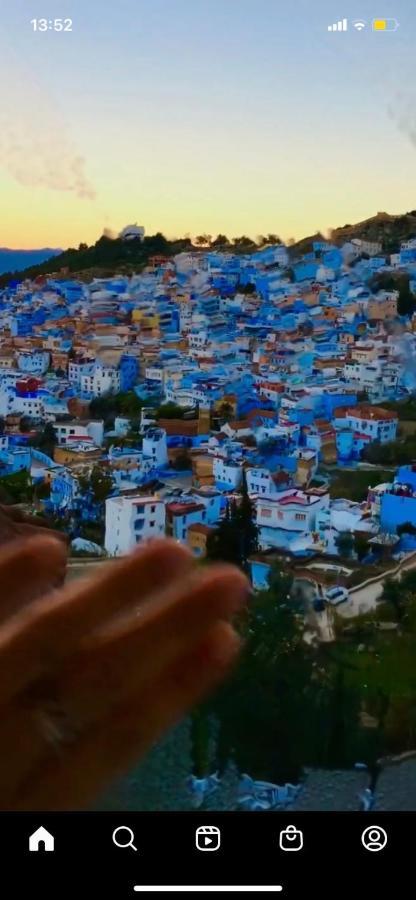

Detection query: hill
(0, 233), (192, 287)
(2, 209), (416, 286)
(288, 212), (416, 259)
(289, 232), (325, 259)
(0, 247), (62, 275)
(330, 210), (416, 254)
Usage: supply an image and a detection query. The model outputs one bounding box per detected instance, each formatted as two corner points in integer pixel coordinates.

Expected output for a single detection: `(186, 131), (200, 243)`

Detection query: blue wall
(380, 492), (416, 533)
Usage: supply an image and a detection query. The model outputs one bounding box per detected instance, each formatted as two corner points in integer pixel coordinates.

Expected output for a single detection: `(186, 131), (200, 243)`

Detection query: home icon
(29, 826), (55, 852)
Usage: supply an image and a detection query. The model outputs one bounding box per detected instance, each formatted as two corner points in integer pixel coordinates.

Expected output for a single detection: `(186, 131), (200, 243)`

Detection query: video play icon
(195, 825), (221, 852)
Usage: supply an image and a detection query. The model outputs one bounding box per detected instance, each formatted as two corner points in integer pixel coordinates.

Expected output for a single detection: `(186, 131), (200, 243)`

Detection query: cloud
(387, 90), (416, 150)
(0, 56), (96, 200)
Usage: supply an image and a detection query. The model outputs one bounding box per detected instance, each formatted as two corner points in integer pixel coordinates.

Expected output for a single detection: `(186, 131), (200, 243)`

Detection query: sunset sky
(0, 0), (415, 249)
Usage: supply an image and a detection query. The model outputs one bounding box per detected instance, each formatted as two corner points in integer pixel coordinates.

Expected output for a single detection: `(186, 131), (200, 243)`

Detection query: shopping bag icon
(279, 825), (303, 852)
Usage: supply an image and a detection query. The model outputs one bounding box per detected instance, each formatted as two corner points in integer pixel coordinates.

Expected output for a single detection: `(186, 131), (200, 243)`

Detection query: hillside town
(1, 231), (416, 627)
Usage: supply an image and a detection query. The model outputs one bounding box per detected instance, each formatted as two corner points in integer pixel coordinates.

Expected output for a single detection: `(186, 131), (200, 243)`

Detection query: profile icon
(361, 825), (388, 852)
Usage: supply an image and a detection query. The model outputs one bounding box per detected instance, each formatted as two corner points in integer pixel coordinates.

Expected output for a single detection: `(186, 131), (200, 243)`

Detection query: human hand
(0, 536), (248, 810)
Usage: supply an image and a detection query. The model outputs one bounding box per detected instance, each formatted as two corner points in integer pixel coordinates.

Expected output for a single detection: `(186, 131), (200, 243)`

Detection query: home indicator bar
(133, 888), (283, 894)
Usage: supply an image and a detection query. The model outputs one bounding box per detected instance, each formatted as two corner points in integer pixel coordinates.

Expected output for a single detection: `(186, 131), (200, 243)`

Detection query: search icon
(112, 826), (138, 852)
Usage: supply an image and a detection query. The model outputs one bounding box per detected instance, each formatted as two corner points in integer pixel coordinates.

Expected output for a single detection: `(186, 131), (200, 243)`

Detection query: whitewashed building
(17, 350), (50, 375)
(256, 490), (330, 551)
(142, 427), (168, 467)
(105, 495), (165, 556)
(213, 456), (243, 489)
(80, 364), (121, 398)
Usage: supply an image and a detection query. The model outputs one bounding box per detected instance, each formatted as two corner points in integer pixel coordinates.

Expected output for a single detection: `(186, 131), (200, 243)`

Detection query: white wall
(142, 428), (168, 466)
(105, 496), (165, 556)
(213, 457), (242, 488)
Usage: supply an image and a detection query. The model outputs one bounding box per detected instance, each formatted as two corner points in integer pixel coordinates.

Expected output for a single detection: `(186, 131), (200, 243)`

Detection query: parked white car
(325, 586), (349, 606)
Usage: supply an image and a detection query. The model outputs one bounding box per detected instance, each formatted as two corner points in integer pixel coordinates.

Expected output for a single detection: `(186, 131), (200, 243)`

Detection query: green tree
(194, 234), (212, 247)
(218, 401), (233, 423)
(211, 234), (230, 247)
(209, 565), (318, 781)
(232, 236), (255, 249)
(89, 391), (145, 428)
(257, 233), (281, 246)
(172, 450), (192, 471)
(381, 577), (404, 622)
(207, 473), (258, 572)
(34, 481), (51, 500)
(236, 471), (258, 572)
(19, 416), (32, 433)
(78, 465), (113, 508)
(118, 391), (144, 417)
(397, 521), (416, 537)
(354, 532), (370, 562)
(206, 501), (242, 567)
(31, 422), (58, 458)
(157, 402), (189, 419)
(335, 530), (354, 559)
(362, 436), (416, 466)
(0, 470), (33, 503)
(235, 282), (256, 295)
(397, 276), (416, 317)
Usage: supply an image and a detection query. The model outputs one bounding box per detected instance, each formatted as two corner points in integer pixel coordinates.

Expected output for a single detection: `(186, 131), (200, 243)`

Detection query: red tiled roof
(188, 523), (215, 535)
(247, 408), (276, 421)
(334, 404), (397, 421)
(277, 492), (309, 506)
(167, 502), (205, 516)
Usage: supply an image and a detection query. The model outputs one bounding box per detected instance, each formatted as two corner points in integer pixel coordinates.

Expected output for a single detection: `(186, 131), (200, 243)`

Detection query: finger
(0, 539), (194, 704)
(0, 537), (67, 624)
(0, 566), (248, 797)
(11, 621), (241, 810)
(54, 565), (249, 725)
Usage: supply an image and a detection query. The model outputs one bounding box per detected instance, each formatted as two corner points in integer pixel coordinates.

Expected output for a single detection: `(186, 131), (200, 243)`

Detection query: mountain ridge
(1, 209), (416, 285)
(0, 247), (62, 276)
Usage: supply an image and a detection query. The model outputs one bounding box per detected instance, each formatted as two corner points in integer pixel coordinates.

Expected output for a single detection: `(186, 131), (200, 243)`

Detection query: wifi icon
(353, 20), (366, 30)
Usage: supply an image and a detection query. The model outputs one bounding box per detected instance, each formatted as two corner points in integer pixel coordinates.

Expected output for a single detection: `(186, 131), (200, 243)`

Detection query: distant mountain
(0, 248), (62, 275)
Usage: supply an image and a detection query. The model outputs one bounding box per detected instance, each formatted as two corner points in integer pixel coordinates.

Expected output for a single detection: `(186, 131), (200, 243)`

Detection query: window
(261, 508), (272, 518)
(295, 513), (306, 521)
(150, 520), (155, 527)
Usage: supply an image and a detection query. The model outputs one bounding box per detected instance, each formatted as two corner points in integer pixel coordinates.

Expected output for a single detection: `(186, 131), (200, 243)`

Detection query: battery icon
(372, 18), (399, 31)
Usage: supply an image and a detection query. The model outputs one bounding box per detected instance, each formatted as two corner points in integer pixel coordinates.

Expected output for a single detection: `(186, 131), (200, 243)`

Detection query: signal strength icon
(328, 18), (348, 31)
(353, 20), (366, 30)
